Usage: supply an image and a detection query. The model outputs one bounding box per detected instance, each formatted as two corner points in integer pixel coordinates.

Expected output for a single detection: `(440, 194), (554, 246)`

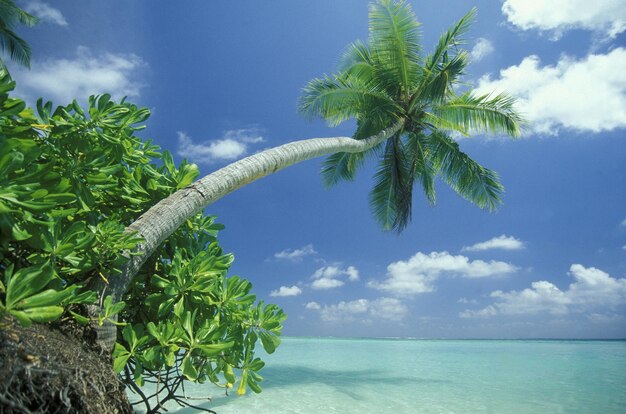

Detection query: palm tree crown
(0, 0), (38, 68)
(299, 0), (523, 232)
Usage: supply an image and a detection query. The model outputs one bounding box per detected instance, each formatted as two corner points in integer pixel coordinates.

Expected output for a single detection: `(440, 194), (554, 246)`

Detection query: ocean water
(132, 337), (626, 413)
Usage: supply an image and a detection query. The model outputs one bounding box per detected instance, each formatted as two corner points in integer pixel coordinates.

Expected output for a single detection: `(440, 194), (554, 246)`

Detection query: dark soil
(0, 315), (133, 414)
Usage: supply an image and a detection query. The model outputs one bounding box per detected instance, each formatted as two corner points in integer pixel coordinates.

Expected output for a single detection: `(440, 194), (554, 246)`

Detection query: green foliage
(299, 0), (524, 232)
(0, 69), (285, 407)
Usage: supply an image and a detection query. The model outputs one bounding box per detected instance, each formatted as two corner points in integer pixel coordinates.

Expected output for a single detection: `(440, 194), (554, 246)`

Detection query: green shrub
(0, 69), (284, 410)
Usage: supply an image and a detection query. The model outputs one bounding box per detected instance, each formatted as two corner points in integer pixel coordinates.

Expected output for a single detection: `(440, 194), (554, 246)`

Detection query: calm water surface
(132, 337), (626, 413)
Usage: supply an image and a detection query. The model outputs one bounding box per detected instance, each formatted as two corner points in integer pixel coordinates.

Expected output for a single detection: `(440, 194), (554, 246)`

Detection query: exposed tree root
(0, 316), (133, 414)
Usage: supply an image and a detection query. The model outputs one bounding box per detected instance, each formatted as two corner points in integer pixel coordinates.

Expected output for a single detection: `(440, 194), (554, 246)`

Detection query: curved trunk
(92, 120), (403, 350)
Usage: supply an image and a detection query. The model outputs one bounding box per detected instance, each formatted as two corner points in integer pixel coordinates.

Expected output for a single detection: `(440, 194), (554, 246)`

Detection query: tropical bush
(0, 69), (284, 412)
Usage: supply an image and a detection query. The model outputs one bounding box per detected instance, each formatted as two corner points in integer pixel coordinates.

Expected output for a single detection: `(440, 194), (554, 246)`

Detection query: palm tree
(92, 0), (523, 350)
(299, 0), (522, 231)
(0, 0), (38, 68)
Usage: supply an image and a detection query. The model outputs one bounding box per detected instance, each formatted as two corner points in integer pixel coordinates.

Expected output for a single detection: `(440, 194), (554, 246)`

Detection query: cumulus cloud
(462, 235), (525, 252)
(24, 1), (68, 26)
(475, 48), (626, 135)
(177, 128), (264, 164)
(269, 285), (302, 297)
(502, 0), (626, 39)
(274, 244), (317, 261)
(310, 265), (359, 290)
(470, 38), (494, 62)
(305, 301), (321, 310)
(369, 251), (518, 296)
(12, 47), (145, 105)
(460, 264), (626, 318)
(311, 278), (344, 290)
(310, 298), (408, 322)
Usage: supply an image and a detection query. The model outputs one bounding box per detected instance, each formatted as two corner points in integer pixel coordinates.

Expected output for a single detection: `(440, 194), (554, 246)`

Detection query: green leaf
(197, 341), (234, 357)
(258, 331), (280, 354)
(17, 306), (64, 323)
(6, 263), (55, 308)
(113, 343), (131, 373)
(182, 355), (198, 381)
(15, 287), (76, 309)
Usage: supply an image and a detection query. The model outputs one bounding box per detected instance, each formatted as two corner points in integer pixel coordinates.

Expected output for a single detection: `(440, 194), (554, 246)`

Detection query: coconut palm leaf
(368, 0), (421, 94)
(407, 132), (436, 205)
(369, 134), (415, 231)
(425, 7), (476, 71)
(433, 91), (523, 137)
(426, 131), (503, 210)
(0, 0), (38, 67)
(411, 50), (470, 108)
(298, 74), (399, 126)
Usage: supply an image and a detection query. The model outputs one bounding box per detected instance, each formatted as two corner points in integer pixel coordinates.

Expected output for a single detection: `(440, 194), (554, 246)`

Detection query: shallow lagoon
(132, 337), (626, 413)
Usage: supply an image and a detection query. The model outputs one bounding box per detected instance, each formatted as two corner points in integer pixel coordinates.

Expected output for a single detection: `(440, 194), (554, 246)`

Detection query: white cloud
(475, 48), (626, 135)
(311, 278), (344, 290)
(470, 38), (494, 62)
(309, 265), (359, 290)
(24, 1), (68, 26)
(269, 285), (302, 297)
(502, 0), (626, 39)
(274, 244), (317, 261)
(369, 251), (518, 297)
(13, 47), (144, 104)
(305, 301), (321, 310)
(462, 235), (525, 252)
(460, 264), (626, 318)
(621, 219), (626, 227)
(177, 128), (264, 164)
(312, 298), (408, 322)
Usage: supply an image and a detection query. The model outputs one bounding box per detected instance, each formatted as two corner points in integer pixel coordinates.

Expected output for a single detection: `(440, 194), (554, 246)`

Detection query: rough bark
(90, 120), (404, 350)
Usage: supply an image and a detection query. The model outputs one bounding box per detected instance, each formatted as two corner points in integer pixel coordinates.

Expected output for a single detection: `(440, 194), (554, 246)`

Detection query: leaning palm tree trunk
(92, 120), (404, 350)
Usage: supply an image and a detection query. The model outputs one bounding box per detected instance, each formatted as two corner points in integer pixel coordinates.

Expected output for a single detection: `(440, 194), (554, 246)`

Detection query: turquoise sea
(133, 337), (626, 413)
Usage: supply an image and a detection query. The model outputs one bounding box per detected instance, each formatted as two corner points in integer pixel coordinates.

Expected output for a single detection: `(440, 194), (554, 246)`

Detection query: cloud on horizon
(460, 264), (626, 318)
(307, 297), (408, 323)
(475, 48), (626, 135)
(369, 251), (518, 297)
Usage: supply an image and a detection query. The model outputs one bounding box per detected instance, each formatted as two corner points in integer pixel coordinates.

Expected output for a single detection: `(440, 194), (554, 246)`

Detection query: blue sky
(10, 0), (626, 338)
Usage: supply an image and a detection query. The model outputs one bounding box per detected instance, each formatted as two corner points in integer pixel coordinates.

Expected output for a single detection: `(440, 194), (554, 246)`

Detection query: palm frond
(369, 133), (414, 231)
(0, 27), (32, 67)
(432, 91), (524, 137)
(426, 131), (503, 211)
(0, 0), (38, 27)
(407, 132), (436, 205)
(411, 50), (469, 108)
(298, 74), (398, 126)
(321, 151), (365, 187)
(368, 0), (421, 94)
(425, 7), (476, 71)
